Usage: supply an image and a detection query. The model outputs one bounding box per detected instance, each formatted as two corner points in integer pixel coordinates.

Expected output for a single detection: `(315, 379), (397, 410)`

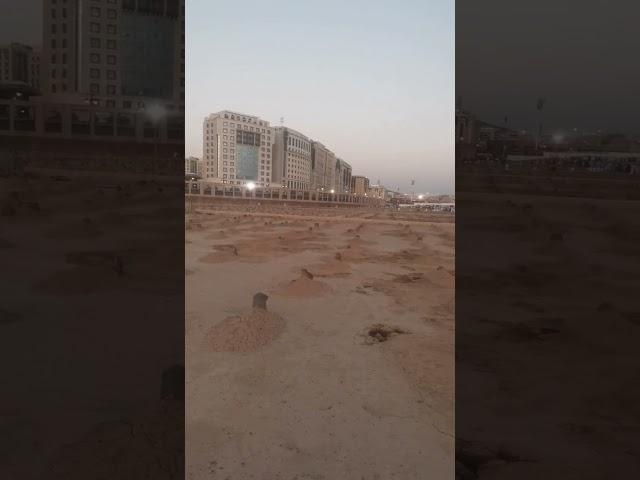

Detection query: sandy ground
(455, 187), (640, 479)
(186, 203), (455, 479)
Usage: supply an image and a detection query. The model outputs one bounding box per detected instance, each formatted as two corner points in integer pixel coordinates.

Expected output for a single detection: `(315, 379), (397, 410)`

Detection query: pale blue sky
(186, 0), (454, 194)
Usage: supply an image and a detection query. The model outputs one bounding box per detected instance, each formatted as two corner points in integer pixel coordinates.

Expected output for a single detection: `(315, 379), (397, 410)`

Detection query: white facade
(202, 110), (274, 186)
(334, 158), (352, 193)
(272, 127), (312, 190)
(185, 156), (201, 177)
(310, 141), (336, 190)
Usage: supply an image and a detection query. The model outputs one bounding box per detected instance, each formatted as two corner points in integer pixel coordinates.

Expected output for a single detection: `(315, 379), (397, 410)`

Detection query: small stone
(252, 292), (268, 310)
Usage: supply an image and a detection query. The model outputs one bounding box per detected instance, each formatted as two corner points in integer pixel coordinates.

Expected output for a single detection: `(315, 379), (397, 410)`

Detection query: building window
(107, 55), (116, 65)
(90, 38), (101, 48)
(107, 9), (117, 19)
(107, 39), (116, 49)
(107, 70), (116, 80)
(90, 22), (100, 33)
(107, 85), (116, 95)
(90, 53), (100, 63)
(90, 68), (100, 79)
(90, 83), (99, 94)
(90, 7), (101, 17)
(107, 24), (117, 34)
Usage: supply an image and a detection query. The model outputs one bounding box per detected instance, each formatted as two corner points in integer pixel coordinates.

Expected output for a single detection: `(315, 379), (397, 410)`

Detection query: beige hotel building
(203, 110), (274, 186)
(272, 126), (312, 190)
(310, 141), (336, 191)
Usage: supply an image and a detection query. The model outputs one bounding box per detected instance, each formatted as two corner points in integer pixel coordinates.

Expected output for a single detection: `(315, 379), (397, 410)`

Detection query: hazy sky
(186, 0), (454, 194)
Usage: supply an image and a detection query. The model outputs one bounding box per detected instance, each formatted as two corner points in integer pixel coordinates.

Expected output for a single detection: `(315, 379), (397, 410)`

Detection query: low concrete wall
(185, 194), (383, 209)
(185, 182), (384, 207)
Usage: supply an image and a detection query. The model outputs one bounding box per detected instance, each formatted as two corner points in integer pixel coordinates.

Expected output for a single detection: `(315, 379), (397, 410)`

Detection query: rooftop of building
(207, 110), (269, 125)
(274, 125), (310, 140)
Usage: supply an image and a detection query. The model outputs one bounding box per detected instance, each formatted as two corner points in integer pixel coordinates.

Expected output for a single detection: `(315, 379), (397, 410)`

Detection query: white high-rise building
(202, 110), (274, 186)
(310, 141), (336, 190)
(272, 126), (312, 190)
(185, 156), (201, 178)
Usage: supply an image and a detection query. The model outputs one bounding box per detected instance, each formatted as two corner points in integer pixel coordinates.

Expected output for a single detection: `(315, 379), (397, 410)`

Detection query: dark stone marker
(253, 292), (269, 310)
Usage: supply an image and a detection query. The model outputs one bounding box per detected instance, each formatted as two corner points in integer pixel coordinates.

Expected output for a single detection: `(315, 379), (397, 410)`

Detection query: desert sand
(186, 201), (455, 479)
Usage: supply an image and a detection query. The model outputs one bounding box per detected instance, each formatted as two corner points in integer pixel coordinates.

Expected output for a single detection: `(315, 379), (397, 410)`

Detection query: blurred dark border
(1, 1), (185, 478)
(456, 1), (640, 478)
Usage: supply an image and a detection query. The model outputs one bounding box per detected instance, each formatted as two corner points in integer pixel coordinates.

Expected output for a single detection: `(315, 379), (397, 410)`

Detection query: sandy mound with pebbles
(275, 274), (332, 297)
(206, 308), (285, 353)
(306, 256), (352, 278)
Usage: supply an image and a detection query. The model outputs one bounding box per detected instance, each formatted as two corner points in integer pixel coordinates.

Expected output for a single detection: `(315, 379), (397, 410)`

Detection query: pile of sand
(206, 308), (285, 353)
(276, 274), (332, 297)
(199, 244), (239, 263)
(346, 235), (374, 249)
(307, 257), (351, 277)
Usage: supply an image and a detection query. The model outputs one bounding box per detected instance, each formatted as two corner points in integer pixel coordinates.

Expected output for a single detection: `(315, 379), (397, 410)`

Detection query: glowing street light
(246, 181), (256, 191)
(330, 189), (335, 194)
